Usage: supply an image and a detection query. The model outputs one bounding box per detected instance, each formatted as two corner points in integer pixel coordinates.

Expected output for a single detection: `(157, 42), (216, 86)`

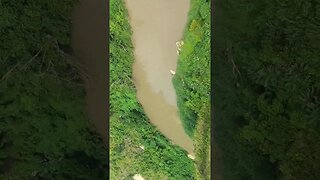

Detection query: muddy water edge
(125, 0), (193, 154)
(71, 0), (108, 143)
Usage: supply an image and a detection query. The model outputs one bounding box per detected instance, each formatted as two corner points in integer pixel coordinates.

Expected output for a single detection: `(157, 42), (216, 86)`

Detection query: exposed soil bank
(71, 0), (108, 142)
(125, 0), (193, 154)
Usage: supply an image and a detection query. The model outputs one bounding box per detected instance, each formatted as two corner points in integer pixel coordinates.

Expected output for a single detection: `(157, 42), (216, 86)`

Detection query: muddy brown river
(71, 0), (108, 142)
(125, 0), (193, 154)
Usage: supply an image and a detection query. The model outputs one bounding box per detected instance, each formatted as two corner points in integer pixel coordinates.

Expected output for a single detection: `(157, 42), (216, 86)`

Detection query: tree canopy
(214, 0), (320, 179)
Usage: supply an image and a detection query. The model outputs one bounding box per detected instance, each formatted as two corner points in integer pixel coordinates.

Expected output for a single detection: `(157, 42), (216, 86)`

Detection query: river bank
(172, 0), (211, 179)
(0, 1), (107, 178)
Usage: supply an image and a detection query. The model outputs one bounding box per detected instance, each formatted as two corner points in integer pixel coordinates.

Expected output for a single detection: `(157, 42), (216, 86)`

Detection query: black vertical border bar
(211, 0), (215, 179)
(106, 0), (110, 175)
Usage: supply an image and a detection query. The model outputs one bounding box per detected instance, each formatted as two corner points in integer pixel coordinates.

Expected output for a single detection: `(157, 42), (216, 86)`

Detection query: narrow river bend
(125, 0), (193, 154)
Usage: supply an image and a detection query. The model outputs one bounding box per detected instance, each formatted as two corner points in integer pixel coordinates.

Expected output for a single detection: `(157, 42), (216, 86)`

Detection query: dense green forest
(109, 0), (196, 179)
(0, 1), (107, 179)
(173, 0), (211, 179)
(214, 0), (320, 179)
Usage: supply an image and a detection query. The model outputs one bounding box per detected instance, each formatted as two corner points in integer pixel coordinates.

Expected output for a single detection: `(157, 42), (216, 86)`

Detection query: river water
(125, 0), (193, 154)
(71, 0), (108, 143)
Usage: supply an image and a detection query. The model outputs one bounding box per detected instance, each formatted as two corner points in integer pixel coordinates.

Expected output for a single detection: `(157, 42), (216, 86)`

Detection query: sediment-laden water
(125, 0), (193, 154)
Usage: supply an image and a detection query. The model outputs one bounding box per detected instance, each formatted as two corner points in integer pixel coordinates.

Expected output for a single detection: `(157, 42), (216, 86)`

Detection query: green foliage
(0, 0), (107, 179)
(173, 0), (210, 137)
(214, 0), (320, 179)
(109, 0), (195, 179)
(172, 0), (211, 179)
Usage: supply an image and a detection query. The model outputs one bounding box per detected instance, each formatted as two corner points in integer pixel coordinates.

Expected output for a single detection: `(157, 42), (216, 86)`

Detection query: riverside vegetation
(173, 0), (211, 179)
(0, 1), (108, 179)
(110, 0), (211, 179)
(109, 0), (195, 179)
(214, 0), (320, 179)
